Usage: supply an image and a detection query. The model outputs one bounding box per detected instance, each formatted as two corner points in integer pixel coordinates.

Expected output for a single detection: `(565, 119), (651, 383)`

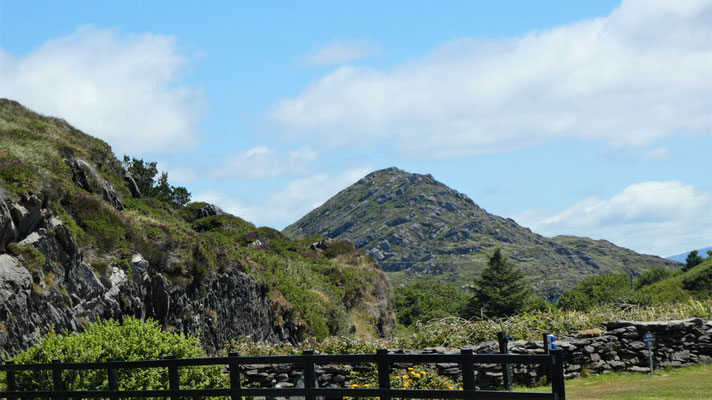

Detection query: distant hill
(667, 247), (712, 263)
(284, 167), (681, 299)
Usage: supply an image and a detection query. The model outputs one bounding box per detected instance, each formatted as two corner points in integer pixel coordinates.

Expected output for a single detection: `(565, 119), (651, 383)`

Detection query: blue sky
(1, 0), (710, 257)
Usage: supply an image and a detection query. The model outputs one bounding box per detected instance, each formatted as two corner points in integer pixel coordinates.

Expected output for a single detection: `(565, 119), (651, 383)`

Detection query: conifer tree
(464, 248), (528, 318)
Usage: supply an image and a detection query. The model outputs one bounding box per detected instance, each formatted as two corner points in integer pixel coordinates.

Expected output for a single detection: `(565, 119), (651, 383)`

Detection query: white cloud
(155, 161), (197, 184)
(638, 147), (670, 161)
(195, 165), (373, 228)
(303, 39), (381, 66)
(216, 146), (318, 179)
(515, 181), (712, 256)
(274, 0), (712, 158)
(0, 26), (204, 156)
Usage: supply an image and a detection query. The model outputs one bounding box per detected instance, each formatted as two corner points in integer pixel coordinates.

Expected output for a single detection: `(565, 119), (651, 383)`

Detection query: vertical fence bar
(302, 350), (316, 400)
(107, 358), (118, 400)
(52, 359), (64, 400)
(167, 355), (180, 400)
(497, 332), (512, 390)
(550, 349), (566, 400)
(6, 361), (17, 400)
(460, 349), (475, 400)
(228, 352), (242, 400)
(376, 349), (390, 400)
(542, 333), (551, 385)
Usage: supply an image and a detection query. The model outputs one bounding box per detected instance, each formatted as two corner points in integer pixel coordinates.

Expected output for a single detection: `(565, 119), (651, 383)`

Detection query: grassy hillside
(0, 98), (394, 341)
(284, 167), (680, 298)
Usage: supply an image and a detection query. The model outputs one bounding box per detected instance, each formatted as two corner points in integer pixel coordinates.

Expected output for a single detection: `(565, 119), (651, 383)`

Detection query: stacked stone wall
(237, 318), (712, 390)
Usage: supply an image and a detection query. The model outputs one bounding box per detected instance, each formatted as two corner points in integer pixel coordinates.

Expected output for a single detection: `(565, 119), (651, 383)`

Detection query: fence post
(6, 361), (17, 400)
(550, 350), (566, 400)
(497, 332), (512, 390)
(376, 349), (391, 400)
(107, 358), (119, 400)
(51, 359), (64, 400)
(228, 352), (242, 400)
(167, 355), (180, 400)
(542, 333), (551, 385)
(460, 349), (475, 400)
(302, 350), (316, 400)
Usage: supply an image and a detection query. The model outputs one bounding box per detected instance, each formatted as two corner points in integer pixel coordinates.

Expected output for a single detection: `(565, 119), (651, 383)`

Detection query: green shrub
(65, 191), (127, 252)
(395, 280), (468, 326)
(639, 279), (691, 304)
(635, 267), (672, 289)
(557, 274), (645, 311)
(10, 318), (225, 391)
(323, 240), (356, 259)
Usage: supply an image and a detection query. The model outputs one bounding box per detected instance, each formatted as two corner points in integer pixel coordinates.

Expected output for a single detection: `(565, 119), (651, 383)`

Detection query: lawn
(560, 364), (712, 400)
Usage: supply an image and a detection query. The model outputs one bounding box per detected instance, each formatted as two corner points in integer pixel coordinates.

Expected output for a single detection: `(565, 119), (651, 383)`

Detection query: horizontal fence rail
(1, 347), (566, 400)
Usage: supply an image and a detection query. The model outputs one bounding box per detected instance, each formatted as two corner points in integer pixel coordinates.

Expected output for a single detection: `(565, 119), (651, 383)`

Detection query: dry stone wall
(238, 318), (712, 390)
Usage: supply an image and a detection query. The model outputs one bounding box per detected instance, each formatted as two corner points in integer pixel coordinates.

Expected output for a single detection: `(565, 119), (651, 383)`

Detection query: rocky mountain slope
(284, 167), (680, 298)
(0, 99), (395, 357)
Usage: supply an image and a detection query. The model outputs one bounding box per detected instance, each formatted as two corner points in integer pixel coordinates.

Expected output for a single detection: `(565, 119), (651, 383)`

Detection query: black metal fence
(1, 347), (565, 400)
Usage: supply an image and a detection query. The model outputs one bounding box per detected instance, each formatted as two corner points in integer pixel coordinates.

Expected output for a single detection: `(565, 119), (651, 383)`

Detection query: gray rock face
(0, 254), (32, 305)
(0, 196), (18, 252)
(0, 198), (282, 357)
(123, 174), (141, 198)
(197, 204), (223, 218)
(67, 157), (124, 210)
(10, 195), (43, 239)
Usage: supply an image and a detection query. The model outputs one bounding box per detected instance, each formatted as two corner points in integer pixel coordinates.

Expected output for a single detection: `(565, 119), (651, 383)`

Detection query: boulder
(197, 204), (223, 218)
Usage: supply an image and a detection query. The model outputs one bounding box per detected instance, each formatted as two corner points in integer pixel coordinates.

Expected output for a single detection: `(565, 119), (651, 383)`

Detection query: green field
(560, 364), (712, 400)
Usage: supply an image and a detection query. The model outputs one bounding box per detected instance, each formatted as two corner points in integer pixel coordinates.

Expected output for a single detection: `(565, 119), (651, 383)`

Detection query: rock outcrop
(0, 196), (280, 357)
(67, 157), (124, 210)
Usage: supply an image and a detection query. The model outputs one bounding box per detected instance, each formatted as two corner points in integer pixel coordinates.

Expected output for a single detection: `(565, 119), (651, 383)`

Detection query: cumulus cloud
(303, 39), (381, 65)
(0, 26), (204, 156)
(195, 165), (373, 228)
(274, 0), (712, 158)
(155, 161), (198, 184)
(216, 146), (318, 179)
(515, 181), (712, 256)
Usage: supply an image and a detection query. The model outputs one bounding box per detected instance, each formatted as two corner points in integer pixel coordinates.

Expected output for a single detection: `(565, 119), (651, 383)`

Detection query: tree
(685, 250), (703, 271)
(463, 248), (528, 318)
(121, 155), (191, 208)
(122, 155), (158, 195)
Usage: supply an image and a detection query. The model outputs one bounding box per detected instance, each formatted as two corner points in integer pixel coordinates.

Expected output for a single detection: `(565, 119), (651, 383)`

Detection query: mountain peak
(284, 168), (679, 298)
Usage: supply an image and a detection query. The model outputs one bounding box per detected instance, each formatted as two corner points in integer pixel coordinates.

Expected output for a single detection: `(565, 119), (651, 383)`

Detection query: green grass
(530, 364), (712, 400)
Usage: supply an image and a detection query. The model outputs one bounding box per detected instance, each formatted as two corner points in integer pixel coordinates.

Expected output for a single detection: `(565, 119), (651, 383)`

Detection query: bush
(557, 274), (645, 311)
(10, 318), (225, 391)
(635, 267), (672, 289)
(395, 280), (468, 326)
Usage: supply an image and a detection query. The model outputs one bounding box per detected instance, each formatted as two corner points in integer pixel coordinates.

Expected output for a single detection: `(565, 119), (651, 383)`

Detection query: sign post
(643, 332), (655, 376)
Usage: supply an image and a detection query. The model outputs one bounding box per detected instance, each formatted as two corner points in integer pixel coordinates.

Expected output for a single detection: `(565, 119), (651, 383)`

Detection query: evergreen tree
(121, 155), (191, 208)
(685, 250), (703, 271)
(464, 248), (528, 318)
